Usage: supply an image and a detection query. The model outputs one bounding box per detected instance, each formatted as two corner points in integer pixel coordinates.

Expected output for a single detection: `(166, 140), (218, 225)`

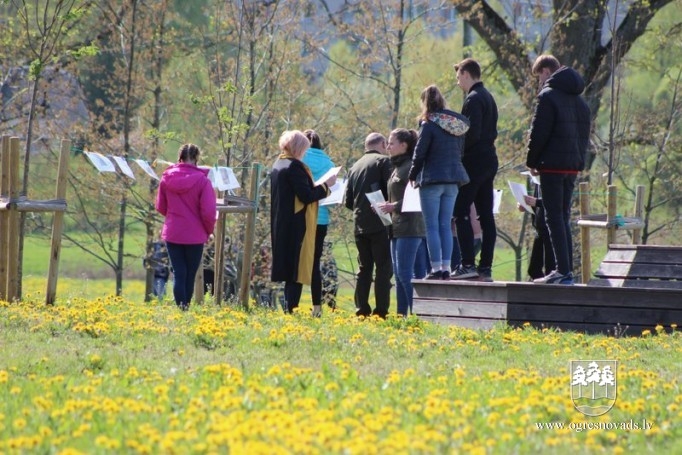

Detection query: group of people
(153, 53), (591, 314)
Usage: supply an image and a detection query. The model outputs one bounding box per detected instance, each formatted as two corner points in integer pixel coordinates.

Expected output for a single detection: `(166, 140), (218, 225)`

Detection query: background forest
(1, 0), (681, 299)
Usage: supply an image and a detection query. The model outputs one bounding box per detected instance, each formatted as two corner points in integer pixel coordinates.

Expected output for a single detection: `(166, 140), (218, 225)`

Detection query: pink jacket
(156, 163), (217, 244)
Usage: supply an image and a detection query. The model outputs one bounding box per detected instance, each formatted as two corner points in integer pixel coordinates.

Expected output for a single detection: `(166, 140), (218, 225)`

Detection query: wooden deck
(413, 245), (682, 336)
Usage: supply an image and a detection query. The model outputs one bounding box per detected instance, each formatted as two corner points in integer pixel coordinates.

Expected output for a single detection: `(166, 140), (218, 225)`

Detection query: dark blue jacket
(526, 66), (591, 171)
(408, 109), (470, 186)
(461, 82), (498, 176)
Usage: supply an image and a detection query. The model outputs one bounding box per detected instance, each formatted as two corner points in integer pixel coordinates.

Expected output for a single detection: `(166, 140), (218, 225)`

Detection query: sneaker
(441, 270), (450, 280)
(477, 266), (493, 282)
(425, 270), (444, 280)
(534, 270), (573, 285)
(450, 264), (479, 280)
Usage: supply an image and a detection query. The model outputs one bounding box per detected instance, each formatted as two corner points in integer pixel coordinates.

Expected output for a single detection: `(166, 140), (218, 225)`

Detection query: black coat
(270, 157), (328, 283)
(344, 151), (393, 235)
(526, 67), (591, 171)
(461, 82), (498, 175)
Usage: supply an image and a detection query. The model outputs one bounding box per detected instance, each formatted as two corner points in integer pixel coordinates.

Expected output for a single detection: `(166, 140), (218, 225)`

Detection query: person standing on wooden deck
(408, 85), (470, 281)
(450, 58), (499, 283)
(344, 132), (393, 318)
(526, 55), (591, 285)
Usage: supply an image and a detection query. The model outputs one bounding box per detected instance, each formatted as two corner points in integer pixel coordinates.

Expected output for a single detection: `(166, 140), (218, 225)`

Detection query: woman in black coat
(270, 130), (336, 314)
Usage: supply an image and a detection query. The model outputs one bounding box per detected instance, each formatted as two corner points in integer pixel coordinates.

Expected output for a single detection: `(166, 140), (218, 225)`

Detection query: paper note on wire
(111, 156), (136, 179)
(84, 151), (117, 173)
(134, 159), (159, 180)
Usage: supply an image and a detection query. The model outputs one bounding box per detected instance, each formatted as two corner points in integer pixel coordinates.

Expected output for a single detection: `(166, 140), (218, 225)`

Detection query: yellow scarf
(279, 154), (327, 285)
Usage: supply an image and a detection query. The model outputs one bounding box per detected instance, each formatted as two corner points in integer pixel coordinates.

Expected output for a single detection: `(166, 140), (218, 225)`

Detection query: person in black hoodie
(526, 54), (591, 285)
(408, 85), (470, 280)
(451, 58), (499, 282)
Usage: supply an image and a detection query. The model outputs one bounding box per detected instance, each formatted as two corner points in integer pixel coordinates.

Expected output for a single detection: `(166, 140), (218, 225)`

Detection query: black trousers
(354, 230), (392, 317)
(454, 164), (498, 269)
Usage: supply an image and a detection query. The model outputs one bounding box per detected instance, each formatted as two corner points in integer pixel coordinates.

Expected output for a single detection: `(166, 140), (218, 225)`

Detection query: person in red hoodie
(156, 143), (217, 310)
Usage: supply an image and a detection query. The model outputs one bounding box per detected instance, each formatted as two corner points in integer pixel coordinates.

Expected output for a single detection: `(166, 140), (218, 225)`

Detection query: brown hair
(303, 129), (323, 149)
(532, 54), (561, 75)
(419, 85), (446, 122)
(178, 143), (200, 163)
(390, 128), (418, 155)
(453, 58), (481, 80)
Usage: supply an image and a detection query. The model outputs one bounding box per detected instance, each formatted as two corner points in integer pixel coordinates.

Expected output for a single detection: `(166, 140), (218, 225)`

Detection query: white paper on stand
(319, 178), (347, 206)
(508, 181), (533, 214)
(314, 166), (342, 187)
(402, 184), (421, 212)
(366, 190), (392, 226)
(217, 167), (240, 190)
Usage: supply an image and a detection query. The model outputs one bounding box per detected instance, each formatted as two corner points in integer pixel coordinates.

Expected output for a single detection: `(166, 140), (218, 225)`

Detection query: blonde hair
(279, 130), (310, 158)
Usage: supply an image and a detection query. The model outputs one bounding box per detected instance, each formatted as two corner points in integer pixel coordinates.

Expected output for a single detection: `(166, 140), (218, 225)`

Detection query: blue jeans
(391, 237), (423, 316)
(540, 173), (577, 275)
(413, 238), (429, 279)
(419, 183), (459, 270)
(166, 242), (204, 308)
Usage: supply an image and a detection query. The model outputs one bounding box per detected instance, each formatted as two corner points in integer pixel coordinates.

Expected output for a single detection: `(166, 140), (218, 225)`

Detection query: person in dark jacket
(344, 132), (393, 318)
(379, 128), (426, 316)
(451, 58), (499, 282)
(408, 85), (469, 280)
(526, 54), (591, 285)
(270, 130), (336, 313)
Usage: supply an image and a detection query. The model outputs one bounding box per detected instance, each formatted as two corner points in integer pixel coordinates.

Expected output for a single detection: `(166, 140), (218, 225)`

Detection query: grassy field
(1, 294), (680, 454)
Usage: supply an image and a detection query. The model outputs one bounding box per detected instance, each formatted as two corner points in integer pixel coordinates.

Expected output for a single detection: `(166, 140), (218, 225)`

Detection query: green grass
(1, 295), (680, 453)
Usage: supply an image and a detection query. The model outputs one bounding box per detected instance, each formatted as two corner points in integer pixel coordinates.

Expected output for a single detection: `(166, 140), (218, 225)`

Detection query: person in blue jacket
(408, 85), (470, 280)
(302, 129), (336, 316)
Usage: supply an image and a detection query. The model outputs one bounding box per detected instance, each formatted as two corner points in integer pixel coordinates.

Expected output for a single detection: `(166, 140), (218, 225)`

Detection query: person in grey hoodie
(408, 85), (470, 280)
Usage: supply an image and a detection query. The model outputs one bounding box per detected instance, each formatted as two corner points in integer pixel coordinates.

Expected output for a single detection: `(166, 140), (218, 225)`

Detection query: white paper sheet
(134, 159), (159, 180)
(366, 190), (392, 226)
(402, 184), (421, 212)
(520, 170), (540, 186)
(508, 181), (533, 214)
(314, 166), (342, 187)
(212, 166), (240, 191)
(111, 156), (136, 179)
(84, 151), (117, 173)
(320, 179), (347, 206)
(493, 189), (503, 214)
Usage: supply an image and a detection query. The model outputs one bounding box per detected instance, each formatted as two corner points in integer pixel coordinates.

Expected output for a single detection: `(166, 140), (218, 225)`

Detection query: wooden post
(237, 163), (262, 309)
(606, 185), (617, 246)
(632, 185), (644, 245)
(579, 182), (591, 285)
(46, 140), (71, 305)
(6, 137), (21, 301)
(213, 213), (226, 305)
(193, 258), (204, 305)
(0, 136), (10, 300)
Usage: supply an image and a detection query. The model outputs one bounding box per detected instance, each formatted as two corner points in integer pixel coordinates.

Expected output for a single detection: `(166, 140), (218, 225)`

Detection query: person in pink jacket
(156, 143), (217, 310)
